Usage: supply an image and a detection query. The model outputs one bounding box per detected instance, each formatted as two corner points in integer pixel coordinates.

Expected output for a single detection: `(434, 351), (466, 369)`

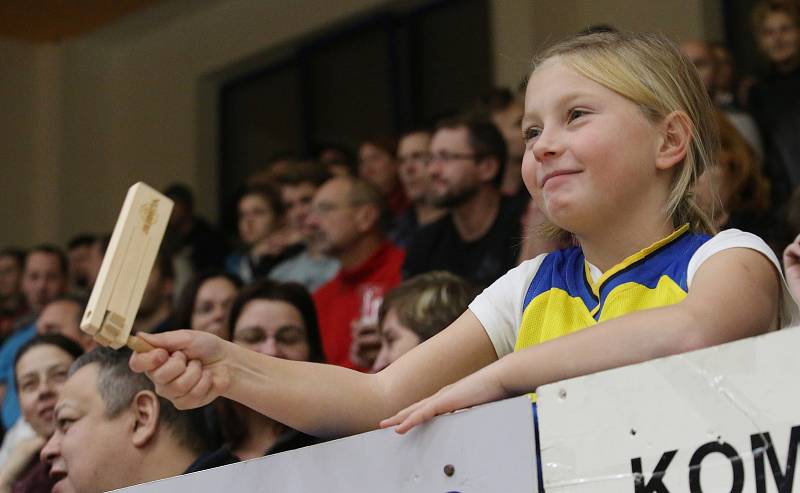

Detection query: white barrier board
(115, 395), (538, 493)
(537, 326), (800, 492)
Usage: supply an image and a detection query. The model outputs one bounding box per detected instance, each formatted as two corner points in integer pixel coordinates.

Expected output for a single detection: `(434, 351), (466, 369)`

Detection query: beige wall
(1, 0), (723, 248)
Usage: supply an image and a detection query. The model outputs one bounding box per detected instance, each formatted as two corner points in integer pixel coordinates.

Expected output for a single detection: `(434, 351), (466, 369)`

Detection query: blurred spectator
(0, 334), (82, 493)
(308, 177), (404, 369)
(390, 129), (446, 247)
(358, 137), (409, 218)
(403, 117), (525, 288)
(517, 199), (566, 264)
(483, 88), (526, 197)
(41, 347), (233, 493)
(172, 270), (242, 449)
(0, 250), (26, 340)
(711, 43), (745, 109)
(135, 252), (175, 334)
(695, 110), (772, 234)
(173, 270), (242, 340)
(212, 281), (321, 461)
(163, 184), (228, 297)
(225, 184), (302, 284)
(270, 162), (340, 292)
(783, 231), (800, 302)
(246, 152), (298, 187)
(35, 296), (95, 351)
(371, 272), (478, 372)
(0, 246), (68, 431)
(748, 0), (800, 203)
(680, 40), (763, 158)
(67, 233), (103, 294)
(315, 143), (356, 177)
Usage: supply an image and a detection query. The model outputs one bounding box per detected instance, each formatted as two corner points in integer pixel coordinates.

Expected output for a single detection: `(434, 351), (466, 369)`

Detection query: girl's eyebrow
(522, 91), (594, 127)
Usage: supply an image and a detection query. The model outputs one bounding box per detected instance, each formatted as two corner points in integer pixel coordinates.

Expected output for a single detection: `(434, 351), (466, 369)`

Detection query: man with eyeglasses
(390, 129), (446, 247)
(402, 117), (525, 288)
(307, 177), (405, 370)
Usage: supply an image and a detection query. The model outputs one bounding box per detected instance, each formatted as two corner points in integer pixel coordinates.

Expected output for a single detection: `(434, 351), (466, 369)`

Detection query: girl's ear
(656, 111), (692, 171)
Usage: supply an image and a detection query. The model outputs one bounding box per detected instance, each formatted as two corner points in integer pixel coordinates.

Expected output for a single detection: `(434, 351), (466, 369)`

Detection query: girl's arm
(384, 247), (781, 433)
(130, 310), (498, 437)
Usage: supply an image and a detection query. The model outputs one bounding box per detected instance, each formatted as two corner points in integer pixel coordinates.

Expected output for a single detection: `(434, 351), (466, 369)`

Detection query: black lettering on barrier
(631, 450), (677, 493)
(751, 425), (800, 493)
(688, 441), (744, 493)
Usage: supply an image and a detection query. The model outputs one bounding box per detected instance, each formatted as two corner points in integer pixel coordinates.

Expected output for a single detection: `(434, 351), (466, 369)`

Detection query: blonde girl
(130, 31), (797, 438)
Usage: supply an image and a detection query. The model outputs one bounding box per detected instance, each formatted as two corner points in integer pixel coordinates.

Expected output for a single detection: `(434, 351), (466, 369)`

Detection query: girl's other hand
(129, 330), (232, 410)
(379, 365), (508, 434)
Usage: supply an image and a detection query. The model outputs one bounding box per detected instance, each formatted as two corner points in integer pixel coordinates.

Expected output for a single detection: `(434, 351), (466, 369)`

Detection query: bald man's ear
(354, 204), (382, 233)
(131, 390), (160, 448)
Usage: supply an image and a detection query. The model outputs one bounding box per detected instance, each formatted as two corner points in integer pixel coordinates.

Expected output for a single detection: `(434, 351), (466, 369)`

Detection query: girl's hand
(379, 365), (509, 434)
(783, 233), (800, 301)
(129, 330), (232, 410)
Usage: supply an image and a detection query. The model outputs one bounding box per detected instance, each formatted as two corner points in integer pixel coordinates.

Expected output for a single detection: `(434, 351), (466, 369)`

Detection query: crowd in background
(0, 1), (799, 491)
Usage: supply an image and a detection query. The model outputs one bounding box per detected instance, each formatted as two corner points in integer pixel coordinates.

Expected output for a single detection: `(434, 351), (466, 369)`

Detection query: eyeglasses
(427, 152), (480, 164)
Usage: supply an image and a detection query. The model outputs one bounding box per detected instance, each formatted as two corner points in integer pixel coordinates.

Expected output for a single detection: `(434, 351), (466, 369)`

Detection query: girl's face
(372, 308), (421, 373)
(238, 194), (275, 247)
(192, 277), (238, 339)
(232, 299), (311, 362)
(520, 59), (665, 236)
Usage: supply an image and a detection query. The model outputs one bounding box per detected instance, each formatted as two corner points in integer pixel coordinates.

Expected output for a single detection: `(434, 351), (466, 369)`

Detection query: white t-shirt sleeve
(468, 254), (547, 358)
(687, 229), (800, 328)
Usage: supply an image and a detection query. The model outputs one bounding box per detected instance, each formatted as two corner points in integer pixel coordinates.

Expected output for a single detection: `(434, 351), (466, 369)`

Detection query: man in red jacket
(309, 177), (404, 370)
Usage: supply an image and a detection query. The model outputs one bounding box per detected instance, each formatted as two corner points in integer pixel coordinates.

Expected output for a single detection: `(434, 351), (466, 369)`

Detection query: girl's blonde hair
(533, 31), (718, 234)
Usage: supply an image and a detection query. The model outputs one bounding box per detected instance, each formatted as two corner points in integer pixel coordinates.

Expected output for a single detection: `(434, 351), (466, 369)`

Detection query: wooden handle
(127, 335), (154, 353)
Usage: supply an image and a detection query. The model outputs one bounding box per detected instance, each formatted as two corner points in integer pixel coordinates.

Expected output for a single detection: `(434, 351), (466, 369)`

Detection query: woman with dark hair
(0, 334), (82, 493)
(216, 280), (323, 460)
(173, 270), (243, 340)
(225, 185), (303, 284)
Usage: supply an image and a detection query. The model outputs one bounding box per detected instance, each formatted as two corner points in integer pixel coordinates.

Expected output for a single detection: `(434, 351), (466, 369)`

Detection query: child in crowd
(130, 31), (798, 438)
(371, 271), (479, 372)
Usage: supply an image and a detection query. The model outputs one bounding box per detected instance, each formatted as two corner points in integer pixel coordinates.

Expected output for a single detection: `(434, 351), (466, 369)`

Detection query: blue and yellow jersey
(515, 225), (711, 352)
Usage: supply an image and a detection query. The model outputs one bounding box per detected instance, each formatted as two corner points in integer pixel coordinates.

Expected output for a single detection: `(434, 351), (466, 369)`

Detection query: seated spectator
(163, 184), (228, 297)
(0, 246), (68, 431)
(173, 271), (242, 339)
(225, 185), (302, 284)
(517, 199), (567, 264)
(35, 296), (95, 351)
(270, 162), (340, 292)
(371, 272), (479, 372)
(308, 177), (405, 369)
(41, 347), (233, 493)
(0, 334), (83, 493)
(358, 137), (409, 218)
(0, 297), (95, 469)
(679, 39), (763, 158)
(0, 250), (26, 340)
(482, 88), (527, 197)
(214, 280), (322, 460)
(135, 252), (175, 334)
(695, 110), (772, 236)
(403, 117), (525, 288)
(65, 234), (105, 296)
(315, 143), (356, 177)
(246, 153), (298, 188)
(748, 0), (800, 204)
(172, 270), (243, 449)
(390, 129), (446, 247)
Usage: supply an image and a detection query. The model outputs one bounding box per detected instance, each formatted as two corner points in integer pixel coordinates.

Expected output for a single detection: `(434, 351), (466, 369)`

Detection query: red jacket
(313, 241), (405, 370)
